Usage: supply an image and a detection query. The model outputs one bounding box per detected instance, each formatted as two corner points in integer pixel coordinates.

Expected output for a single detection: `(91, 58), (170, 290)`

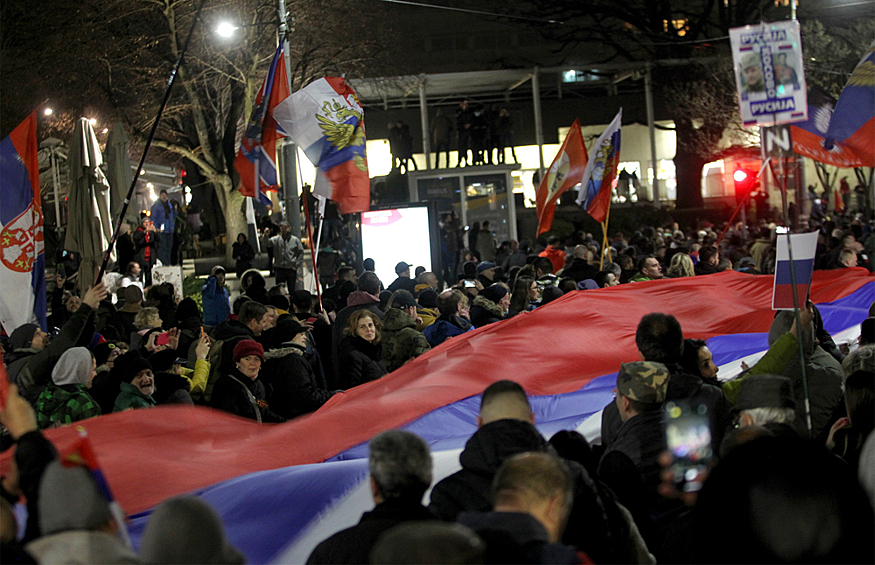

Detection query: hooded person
(240, 268), (270, 305)
(415, 288), (440, 331)
(381, 291), (432, 372)
(261, 318), (335, 419)
(34, 348), (101, 429)
(139, 496), (244, 564)
(25, 461), (139, 564)
(112, 351), (157, 411)
(201, 266), (231, 327)
(469, 284), (508, 328)
(767, 310), (843, 438)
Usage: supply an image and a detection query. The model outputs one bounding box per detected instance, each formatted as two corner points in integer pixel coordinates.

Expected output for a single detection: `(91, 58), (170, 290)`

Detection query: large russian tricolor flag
(2, 270), (871, 563)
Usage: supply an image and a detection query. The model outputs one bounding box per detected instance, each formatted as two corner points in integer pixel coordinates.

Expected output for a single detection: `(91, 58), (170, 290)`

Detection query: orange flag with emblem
(536, 119), (588, 235)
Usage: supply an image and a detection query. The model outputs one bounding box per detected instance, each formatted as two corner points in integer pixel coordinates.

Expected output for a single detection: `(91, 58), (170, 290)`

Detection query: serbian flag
(1, 270), (869, 563)
(577, 109), (622, 224)
(536, 119), (588, 235)
(789, 43), (875, 168)
(234, 45), (291, 206)
(772, 231), (818, 310)
(273, 77), (370, 214)
(0, 111), (46, 335)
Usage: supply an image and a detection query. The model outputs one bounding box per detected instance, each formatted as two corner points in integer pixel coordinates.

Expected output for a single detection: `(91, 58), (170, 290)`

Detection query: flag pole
(599, 203), (612, 270)
(94, 0), (208, 285)
(769, 157), (813, 438)
(301, 185), (323, 311)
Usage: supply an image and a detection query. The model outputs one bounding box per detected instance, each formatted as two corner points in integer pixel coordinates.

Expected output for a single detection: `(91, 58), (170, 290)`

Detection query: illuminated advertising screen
(361, 206), (433, 287)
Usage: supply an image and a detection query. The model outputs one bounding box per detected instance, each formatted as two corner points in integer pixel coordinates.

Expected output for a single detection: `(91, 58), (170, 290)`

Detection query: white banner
(730, 20), (808, 128)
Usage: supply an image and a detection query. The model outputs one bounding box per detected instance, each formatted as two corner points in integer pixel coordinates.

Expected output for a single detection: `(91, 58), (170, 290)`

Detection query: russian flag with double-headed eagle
(0, 111), (46, 334)
(790, 42), (875, 168)
(577, 109), (622, 224)
(274, 77), (370, 214)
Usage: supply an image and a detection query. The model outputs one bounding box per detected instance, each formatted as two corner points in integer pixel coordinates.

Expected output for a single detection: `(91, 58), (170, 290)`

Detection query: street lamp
(215, 21), (240, 37)
(43, 107), (53, 116)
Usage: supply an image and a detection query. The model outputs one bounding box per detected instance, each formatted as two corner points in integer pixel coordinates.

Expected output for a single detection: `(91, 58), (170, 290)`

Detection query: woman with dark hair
(232, 233), (256, 278)
(508, 275), (538, 318)
(679, 338), (719, 381)
(337, 310), (387, 389)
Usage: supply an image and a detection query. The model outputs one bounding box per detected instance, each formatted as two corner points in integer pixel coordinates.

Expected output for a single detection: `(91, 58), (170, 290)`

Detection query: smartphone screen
(463, 280), (476, 288)
(664, 401), (712, 493)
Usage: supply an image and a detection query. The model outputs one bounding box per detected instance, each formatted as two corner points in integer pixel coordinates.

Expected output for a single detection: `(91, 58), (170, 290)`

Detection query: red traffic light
(733, 169), (749, 183)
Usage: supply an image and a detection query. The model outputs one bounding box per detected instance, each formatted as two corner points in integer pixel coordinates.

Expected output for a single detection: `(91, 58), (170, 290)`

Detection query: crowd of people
(1, 211), (873, 563)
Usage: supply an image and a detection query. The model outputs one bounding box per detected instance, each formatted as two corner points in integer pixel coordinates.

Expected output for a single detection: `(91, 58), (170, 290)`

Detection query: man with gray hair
(307, 430), (434, 564)
(734, 374), (799, 438)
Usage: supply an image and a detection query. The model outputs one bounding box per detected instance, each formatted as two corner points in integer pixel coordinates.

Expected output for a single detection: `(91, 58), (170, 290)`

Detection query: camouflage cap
(616, 361), (670, 404)
(741, 52), (760, 69)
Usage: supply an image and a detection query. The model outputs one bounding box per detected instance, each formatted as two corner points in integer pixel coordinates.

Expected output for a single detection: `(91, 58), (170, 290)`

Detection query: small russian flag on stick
(772, 231), (818, 311)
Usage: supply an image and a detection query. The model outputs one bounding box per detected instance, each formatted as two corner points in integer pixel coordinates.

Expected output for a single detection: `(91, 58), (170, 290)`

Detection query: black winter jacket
(262, 344), (334, 419)
(210, 368), (285, 423)
(336, 335), (387, 390)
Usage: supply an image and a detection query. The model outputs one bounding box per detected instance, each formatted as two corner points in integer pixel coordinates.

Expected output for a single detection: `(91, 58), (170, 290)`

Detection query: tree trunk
(222, 183), (246, 266)
(674, 118), (706, 209)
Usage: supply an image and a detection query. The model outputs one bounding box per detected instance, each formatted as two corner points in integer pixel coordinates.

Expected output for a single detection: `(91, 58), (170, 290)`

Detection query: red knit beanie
(233, 339), (264, 362)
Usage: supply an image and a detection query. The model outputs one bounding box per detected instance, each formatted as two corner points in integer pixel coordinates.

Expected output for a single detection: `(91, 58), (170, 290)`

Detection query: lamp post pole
(277, 0), (301, 238)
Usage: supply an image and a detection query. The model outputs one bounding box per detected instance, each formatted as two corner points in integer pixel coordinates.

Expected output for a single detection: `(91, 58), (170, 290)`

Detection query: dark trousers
(275, 267), (297, 291)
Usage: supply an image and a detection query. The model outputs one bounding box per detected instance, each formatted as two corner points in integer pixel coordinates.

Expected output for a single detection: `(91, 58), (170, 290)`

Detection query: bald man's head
(478, 380), (534, 427)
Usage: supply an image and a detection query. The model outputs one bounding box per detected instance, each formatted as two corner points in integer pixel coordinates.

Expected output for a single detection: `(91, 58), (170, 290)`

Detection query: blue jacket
(202, 276), (231, 326)
(422, 316), (472, 348)
(150, 200), (176, 233)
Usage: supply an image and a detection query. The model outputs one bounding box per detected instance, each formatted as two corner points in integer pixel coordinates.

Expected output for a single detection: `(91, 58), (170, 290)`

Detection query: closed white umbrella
(64, 118), (115, 293)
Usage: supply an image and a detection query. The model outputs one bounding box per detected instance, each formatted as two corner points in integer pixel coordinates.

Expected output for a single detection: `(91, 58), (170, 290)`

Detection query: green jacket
(113, 382), (157, 412)
(723, 331), (798, 404)
(381, 308), (431, 373)
(35, 384), (101, 429)
(629, 273), (654, 282)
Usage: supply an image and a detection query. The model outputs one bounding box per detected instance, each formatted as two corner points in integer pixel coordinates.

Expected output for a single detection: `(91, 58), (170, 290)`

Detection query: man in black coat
(429, 380), (547, 522)
(598, 362), (669, 510)
(262, 318), (334, 419)
(307, 430), (434, 564)
(458, 452), (584, 564)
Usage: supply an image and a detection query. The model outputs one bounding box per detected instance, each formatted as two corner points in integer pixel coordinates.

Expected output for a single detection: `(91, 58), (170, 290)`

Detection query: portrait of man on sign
(741, 52), (766, 94)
